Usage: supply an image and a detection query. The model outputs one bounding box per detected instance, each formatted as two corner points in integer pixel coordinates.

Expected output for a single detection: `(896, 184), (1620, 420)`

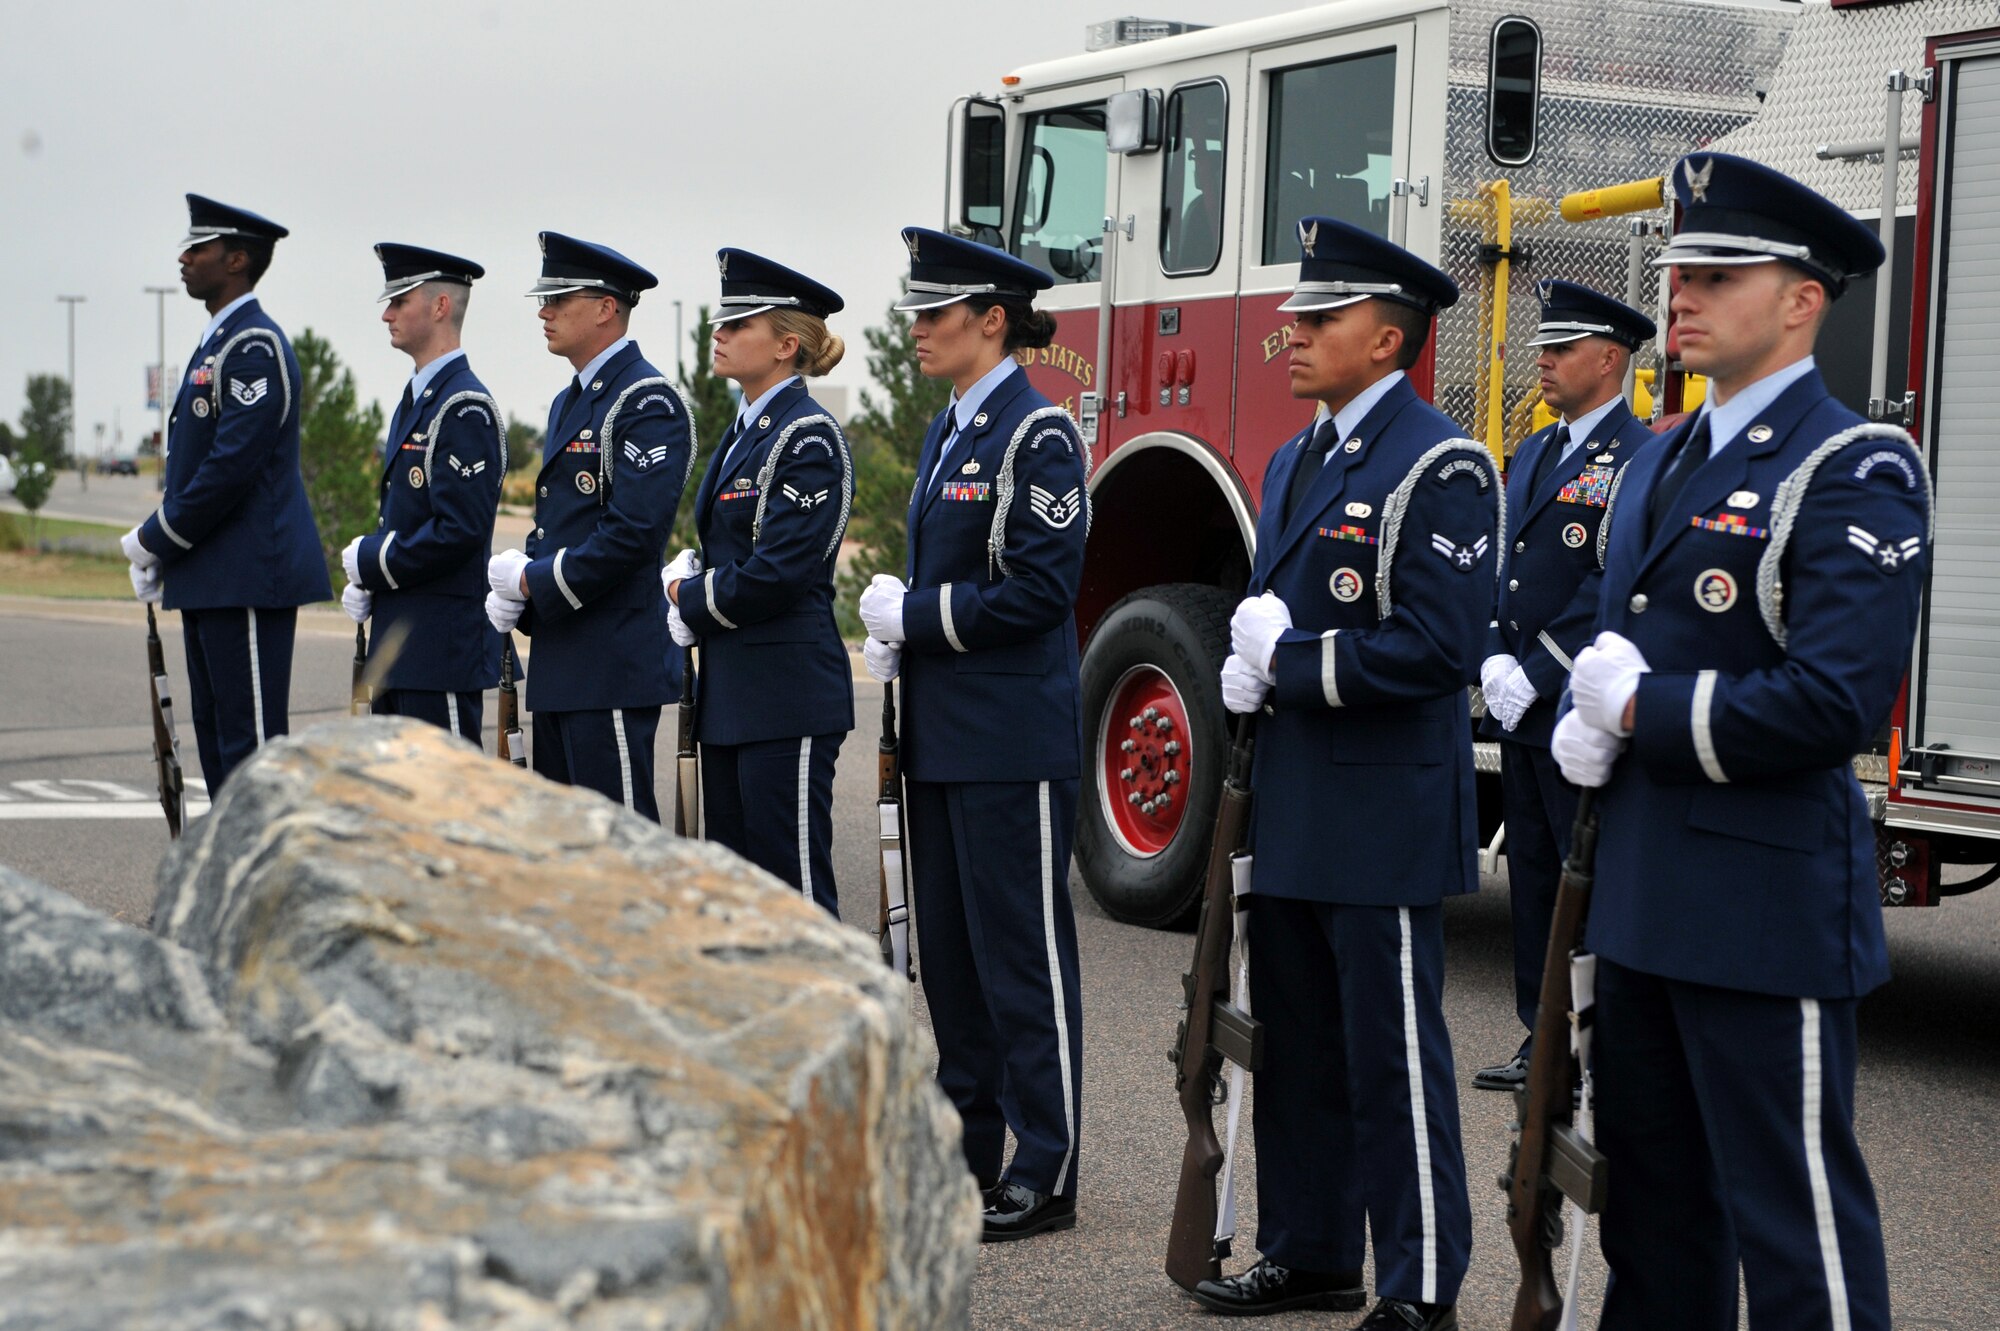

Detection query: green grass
(9, 514), (128, 544)
(0, 549), (132, 599)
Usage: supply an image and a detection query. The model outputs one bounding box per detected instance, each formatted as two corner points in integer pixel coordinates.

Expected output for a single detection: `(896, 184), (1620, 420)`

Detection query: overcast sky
(1, 0), (1300, 455)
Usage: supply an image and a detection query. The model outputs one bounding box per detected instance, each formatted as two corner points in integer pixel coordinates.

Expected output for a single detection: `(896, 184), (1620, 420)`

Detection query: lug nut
(1157, 793), (1171, 810)
(1164, 741), (1181, 756)
(1128, 792), (1142, 806)
(1120, 739), (1136, 753)
(1129, 716), (1142, 730)
(1120, 768), (1134, 781)
(1144, 706), (1159, 721)
(1157, 717), (1173, 733)
(1141, 800), (1156, 815)
(1164, 770), (1180, 785)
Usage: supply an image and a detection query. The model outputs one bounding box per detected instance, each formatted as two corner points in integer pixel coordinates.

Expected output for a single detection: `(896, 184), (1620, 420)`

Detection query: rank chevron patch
(228, 378), (269, 406)
(1029, 484), (1082, 529)
(1846, 524), (1922, 571)
(783, 483), (830, 510)
(1431, 532), (1490, 571)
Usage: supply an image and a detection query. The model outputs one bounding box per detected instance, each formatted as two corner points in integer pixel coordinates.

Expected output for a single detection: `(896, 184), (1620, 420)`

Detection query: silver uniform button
(538, 486), (548, 497)
(1508, 579), (1519, 592)
(1515, 541), (1525, 553)
(1629, 593), (1649, 613)
(1508, 620), (1519, 632)
(536, 527), (545, 539)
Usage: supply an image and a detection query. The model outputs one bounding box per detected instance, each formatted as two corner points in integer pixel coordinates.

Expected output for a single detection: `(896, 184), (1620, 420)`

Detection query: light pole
(673, 299), (685, 381)
(56, 295), (86, 491)
(145, 286), (176, 491)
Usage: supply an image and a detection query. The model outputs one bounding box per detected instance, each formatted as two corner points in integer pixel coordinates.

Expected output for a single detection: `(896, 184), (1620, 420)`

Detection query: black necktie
(1531, 424), (1570, 499)
(558, 378), (583, 429)
(1284, 419), (1338, 526)
(389, 385), (414, 460)
(1648, 415), (1713, 541)
(716, 418), (745, 475)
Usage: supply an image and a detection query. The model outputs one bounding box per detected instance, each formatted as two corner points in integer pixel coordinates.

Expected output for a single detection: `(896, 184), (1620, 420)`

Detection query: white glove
(128, 561), (163, 604)
(667, 598), (697, 647)
(863, 636), (902, 683)
(1490, 665), (1539, 732)
(1480, 653), (1519, 702)
(341, 583), (372, 623)
(663, 548), (703, 585)
(1572, 631), (1650, 737)
(1229, 593), (1292, 681)
(340, 535), (364, 587)
(484, 588), (524, 634)
(488, 549), (530, 602)
(1552, 709), (1626, 788)
(121, 527), (158, 570)
(859, 573), (908, 644)
(1221, 653), (1271, 714)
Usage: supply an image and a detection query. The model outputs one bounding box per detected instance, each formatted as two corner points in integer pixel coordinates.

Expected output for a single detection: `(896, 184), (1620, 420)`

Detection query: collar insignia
(1747, 424), (1773, 444)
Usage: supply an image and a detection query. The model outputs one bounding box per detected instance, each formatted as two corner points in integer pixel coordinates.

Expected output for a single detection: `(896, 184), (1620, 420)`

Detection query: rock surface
(0, 718), (978, 1329)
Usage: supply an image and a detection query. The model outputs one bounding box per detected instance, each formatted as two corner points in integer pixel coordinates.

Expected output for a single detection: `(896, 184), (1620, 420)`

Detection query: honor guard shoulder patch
(228, 378), (269, 406)
(1852, 450), (1919, 490)
(790, 434), (835, 459)
(1846, 525), (1922, 572)
(1431, 532), (1489, 570)
(1436, 456), (1491, 488)
(456, 403), (494, 426)
(1029, 484), (1083, 528)
(783, 483), (830, 510)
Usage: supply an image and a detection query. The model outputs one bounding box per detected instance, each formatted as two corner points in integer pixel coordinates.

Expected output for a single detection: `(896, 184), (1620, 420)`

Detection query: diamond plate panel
(1431, 0), (1797, 452)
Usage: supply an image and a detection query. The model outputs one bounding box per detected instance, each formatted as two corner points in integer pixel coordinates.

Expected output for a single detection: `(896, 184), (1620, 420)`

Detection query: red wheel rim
(1097, 665), (1194, 858)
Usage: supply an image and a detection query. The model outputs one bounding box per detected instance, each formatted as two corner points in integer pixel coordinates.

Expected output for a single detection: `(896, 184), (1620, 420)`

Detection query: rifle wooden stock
(673, 645), (699, 837)
(350, 625), (370, 717)
(876, 682), (913, 980)
(498, 636), (526, 767)
(145, 606), (186, 840)
(1165, 714), (1259, 1292)
(1506, 789), (1601, 1331)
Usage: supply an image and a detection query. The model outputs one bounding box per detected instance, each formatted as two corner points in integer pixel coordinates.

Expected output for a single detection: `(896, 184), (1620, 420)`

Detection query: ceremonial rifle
(144, 605), (186, 839)
(1504, 790), (1610, 1331)
(498, 634), (526, 767)
(349, 625), (370, 717)
(876, 681), (913, 979)
(673, 645), (699, 837)
(1166, 715), (1264, 1291)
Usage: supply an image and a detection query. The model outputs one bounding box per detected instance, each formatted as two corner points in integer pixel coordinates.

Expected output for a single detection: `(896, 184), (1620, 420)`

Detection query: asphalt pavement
(1, 601), (1995, 1329)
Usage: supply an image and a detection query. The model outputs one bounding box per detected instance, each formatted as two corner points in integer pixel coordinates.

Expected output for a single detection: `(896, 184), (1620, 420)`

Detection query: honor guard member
(1471, 279), (1657, 1092)
(121, 195), (330, 793)
(662, 250), (854, 913)
(857, 228), (1087, 1243)
(339, 245), (506, 744)
(1201, 217), (1493, 1329)
(1553, 155), (1928, 1331)
(485, 234), (692, 819)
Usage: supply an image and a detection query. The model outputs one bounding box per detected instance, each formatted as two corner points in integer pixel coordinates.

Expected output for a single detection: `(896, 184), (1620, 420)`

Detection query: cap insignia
(718, 253), (729, 278)
(906, 233), (922, 261)
(1684, 157), (1714, 204)
(1298, 219), (1319, 258)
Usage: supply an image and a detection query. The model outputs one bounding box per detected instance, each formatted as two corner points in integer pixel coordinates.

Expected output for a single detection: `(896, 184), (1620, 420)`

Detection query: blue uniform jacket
(139, 298), (331, 609)
(898, 366), (1088, 784)
(518, 342), (691, 712)
(1583, 369), (1931, 998)
(352, 356), (505, 693)
(680, 379), (855, 745)
(1248, 376), (1501, 906)
(1482, 401), (1658, 747)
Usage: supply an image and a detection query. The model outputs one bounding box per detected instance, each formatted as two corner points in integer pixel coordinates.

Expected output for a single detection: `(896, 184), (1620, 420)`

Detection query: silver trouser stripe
(1537, 629), (1575, 673)
(378, 532), (400, 591)
(247, 609), (266, 747)
(796, 736), (813, 899)
(1320, 630), (1342, 708)
(552, 549), (582, 610)
(939, 584), (965, 653)
(611, 709), (634, 810)
(446, 693), (461, 740)
(1691, 669), (1727, 783)
(156, 509), (193, 550)
(1039, 780), (1078, 1194)
(705, 569), (737, 631)
(1398, 907), (1440, 1303)
(1801, 1000), (1855, 1331)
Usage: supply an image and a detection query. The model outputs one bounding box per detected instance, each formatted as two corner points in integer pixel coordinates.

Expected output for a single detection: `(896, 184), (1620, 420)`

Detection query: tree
(0, 420), (18, 459)
(19, 375), (70, 462)
(505, 415), (543, 472)
(294, 330), (384, 587)
(835, 293), (953, 636)
(670, 304), (738, 554)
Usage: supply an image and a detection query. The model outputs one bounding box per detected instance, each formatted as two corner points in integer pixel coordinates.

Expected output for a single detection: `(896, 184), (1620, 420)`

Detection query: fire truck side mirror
(950, 97), (1008, 239)
(1106, 88), (1164, 155)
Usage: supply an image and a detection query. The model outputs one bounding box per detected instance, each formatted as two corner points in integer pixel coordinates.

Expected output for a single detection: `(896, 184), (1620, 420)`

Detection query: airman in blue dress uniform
(1472, 279), (1658, 1092)
(1554, 154), (1930, 1331)
(340, 244), (505, 745)
(121, 195), (330, 794)
(664, 249), (854, 912)
(857, 227), (1088, 1243)
(485, 234), (692, 820)
(1199, 217), (1493, 1330)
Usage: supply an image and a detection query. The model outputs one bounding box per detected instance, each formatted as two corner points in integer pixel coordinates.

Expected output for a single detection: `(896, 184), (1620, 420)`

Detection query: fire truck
(938, 0), (2000, 923)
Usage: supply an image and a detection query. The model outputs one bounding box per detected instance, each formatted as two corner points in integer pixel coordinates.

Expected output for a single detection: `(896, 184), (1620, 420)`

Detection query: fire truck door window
(1014, 103), (1109, 286)
(1161, 81), (1227, 277)
(1262, 49), (1396, 264)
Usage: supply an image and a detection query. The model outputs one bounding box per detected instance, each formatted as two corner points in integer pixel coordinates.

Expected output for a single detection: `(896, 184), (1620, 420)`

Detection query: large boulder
(0, 718), (978, 1329)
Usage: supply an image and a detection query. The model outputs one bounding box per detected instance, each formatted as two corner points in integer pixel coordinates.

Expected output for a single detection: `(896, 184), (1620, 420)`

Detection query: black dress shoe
(1190, 1258), (1366, 1315)
(1472, 1053), (1531, 1091)
(1353, 1296), (1458, 1330)
(980, 1181), (1075, 1242)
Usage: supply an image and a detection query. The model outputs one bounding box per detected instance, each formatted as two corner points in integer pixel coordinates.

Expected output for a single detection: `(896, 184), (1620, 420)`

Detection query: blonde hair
(765, 308), (846, 377)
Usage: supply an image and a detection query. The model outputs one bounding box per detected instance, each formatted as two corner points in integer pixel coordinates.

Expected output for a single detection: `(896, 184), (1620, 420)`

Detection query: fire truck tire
(1076, 582), (1235, 927)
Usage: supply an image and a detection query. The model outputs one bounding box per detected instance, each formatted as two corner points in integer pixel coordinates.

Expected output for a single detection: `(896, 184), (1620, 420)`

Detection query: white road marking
(0, 803), (212, 821)
(0, 777), (209, 819)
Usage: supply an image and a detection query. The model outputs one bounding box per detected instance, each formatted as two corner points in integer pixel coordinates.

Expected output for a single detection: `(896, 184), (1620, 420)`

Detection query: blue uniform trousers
(699, 731), (843, 914)
(906, 777), (1083, 1198)
(1595, 959), (1888, 1331)
(1248, 897), (1472, 1305)
(533, 707), (661, 823)
(1500, 738), (1577, 1046)
(180, 606), (296, 794)
(372, 688), (482, 747)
